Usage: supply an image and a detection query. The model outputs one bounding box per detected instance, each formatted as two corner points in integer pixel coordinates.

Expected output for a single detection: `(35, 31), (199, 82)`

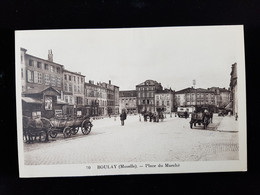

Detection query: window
(64, 74), (67, 80)
(45, 96), (52, 110)
(143, 100), (145, 104)
(57, 67), (61, 74)
(78, 86), (80, 93)
(50, 65), (54, 72)
(167, 101), (170, 106)
(29, 59), (34, 66)
(65, 96), (68, 103)
(74, 76), (76, 82)
(38, 72), (42, 84)
(37, 62), (42, 69)
(81, 78), (84, 83)
(21, 68), (23, 78)
(74, 85), (76, 92)
(64, 83), (68, 91)
(44, 64), (49, 70)
(27, 70), (34, 83)
(76, 97), (83, 105)
(69, 84), (72, 92)
(51, 75), (56, 86)
(77, 77), (79, 84)
(69, 75), (71, 81)
(157, 101), (159, 106)
(69, 96), (73, 104)
(45, 74), (50, 85)
(57, 77), (61, 87)
(21, 55), (23, 63)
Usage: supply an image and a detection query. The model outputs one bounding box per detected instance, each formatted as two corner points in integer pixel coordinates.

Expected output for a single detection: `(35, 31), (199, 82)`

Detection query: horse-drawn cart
(23, 116), (50, 143)
(190, 112), (210, 129)
(48, 115), (93, 138)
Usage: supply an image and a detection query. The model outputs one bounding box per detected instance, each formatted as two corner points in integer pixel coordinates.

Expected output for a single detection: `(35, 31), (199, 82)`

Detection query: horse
(22, 116), (48, 143)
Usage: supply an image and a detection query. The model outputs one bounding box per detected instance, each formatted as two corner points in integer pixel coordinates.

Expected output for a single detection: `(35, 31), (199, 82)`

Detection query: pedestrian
(144, 112), (148, 122)
(120, 110), (127, 126)
(139, 114), (141, 122)
(149, 112), (153, 122)
(235, 113), (238, 121)
(184, 111), (188, 119)
(210, 111), (213, 123)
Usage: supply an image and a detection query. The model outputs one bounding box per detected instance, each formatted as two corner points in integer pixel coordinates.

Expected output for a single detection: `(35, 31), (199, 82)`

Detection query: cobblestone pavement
(23, 114), (239, 165)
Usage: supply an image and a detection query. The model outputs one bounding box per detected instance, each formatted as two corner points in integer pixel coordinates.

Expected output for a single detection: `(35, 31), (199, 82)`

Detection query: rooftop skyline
(16, 26), (244, 91)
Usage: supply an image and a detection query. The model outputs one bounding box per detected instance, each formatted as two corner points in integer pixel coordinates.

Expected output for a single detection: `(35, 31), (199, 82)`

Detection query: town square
(15, 26), (246, 176)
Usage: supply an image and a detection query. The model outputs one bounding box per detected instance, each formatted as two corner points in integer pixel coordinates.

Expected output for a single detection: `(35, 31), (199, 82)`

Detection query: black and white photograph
(15, 26), (247, 177)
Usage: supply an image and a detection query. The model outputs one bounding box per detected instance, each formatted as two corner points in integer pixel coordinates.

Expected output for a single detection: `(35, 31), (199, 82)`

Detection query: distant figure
(149, 112), (153, 122)
(120, 110), (127, 126)
(210, 111), (213, 123)
(139, 114), (141, 122)
(235, 113), (238, 121)
(144, 112), (148, 122)
(184, 111), (188, 119)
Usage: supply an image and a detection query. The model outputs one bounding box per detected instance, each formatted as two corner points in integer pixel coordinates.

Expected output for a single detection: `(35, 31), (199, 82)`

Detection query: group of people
(142, 111), (164, 123)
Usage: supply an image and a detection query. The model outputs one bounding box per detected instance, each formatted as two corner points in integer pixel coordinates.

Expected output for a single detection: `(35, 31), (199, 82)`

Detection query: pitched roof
(22, 97), (42, 104)
(136, 80), (159, 86)
(22, 86), (61, 95)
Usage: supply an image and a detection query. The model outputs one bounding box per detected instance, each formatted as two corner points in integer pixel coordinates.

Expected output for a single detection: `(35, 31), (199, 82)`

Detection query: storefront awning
(57, 100), (68, 105)
(22, 97), (42, 104)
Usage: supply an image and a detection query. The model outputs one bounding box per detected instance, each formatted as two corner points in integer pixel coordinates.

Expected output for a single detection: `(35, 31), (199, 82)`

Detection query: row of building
(20, 48), (119, 118)
(120, 81), (231, 114)
(20, 48), (237, 119)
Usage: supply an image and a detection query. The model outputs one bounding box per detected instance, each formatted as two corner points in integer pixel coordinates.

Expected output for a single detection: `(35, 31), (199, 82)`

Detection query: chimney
(109, 80), (111, 85)
(48, 49), (53, 62)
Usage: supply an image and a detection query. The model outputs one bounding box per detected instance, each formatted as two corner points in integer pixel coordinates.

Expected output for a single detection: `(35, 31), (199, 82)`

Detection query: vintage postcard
(15, 26), (247, 177)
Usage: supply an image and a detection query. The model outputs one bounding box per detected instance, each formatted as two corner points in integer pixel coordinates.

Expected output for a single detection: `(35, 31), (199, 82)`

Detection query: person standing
(120, 110), (127, 126)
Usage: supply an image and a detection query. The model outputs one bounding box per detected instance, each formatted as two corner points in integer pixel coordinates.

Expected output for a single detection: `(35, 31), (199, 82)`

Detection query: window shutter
(34, 71), (38, 83)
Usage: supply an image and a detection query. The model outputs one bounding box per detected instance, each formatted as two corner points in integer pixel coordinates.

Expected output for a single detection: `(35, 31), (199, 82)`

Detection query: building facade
(21, 48), (63, 94)
(136, 80), (163, 113)
(208, 87), (231, 109)
(20, 48), (66, 118)
(63, 69), (85, 115)
(84, 81), (108, 116)
(155, 90), (173, 113)
(101, 80), (119, 115)
(119, 90), (137, 114)
(175, 87), (216, 111)
(230, 62), (238, 115)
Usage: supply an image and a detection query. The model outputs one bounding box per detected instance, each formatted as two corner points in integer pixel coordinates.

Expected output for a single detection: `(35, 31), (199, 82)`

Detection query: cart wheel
(81, 121), (92, 135)
(63, 127), (72, 138)
(49, 130), (57, 138)
(71, 127), (79, 135)
(39, 131), (47, 142)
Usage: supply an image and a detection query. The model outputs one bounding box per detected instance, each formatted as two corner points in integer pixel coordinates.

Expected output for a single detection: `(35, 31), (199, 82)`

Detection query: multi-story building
(20, 48), (66, 118)
(101, 80), (119, 115)
(84, 81), (107, 116)
(136, 80), (163, 113)
(208, 87), (231, 109)
(155, 90), (174, 113)
(21, 48), (63, 93)
(63, 69), (85, 115)
(230, 62), (238, 115)
(119, 90), (137, 114)
(175, 87), (216, 111)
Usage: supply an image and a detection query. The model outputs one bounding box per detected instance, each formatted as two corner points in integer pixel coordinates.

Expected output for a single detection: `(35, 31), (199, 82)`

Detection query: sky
(15, 26), (245, 91)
